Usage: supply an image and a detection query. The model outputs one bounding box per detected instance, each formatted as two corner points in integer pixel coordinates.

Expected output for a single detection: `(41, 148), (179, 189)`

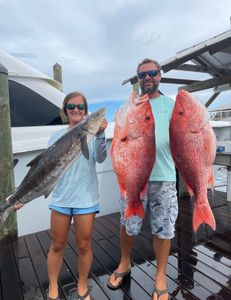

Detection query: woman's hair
(60, 91), (88, 124)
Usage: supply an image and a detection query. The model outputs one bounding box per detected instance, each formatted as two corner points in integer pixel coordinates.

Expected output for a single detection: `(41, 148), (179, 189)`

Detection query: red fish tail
(193, 199), (216, 233)
(125, 202), (145, 219)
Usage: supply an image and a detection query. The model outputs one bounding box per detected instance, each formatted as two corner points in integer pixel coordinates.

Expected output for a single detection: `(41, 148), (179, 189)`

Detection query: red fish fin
(117, 179), (126, 199)
(208, 166), (215, 191)
(110, 139), (114, 157)
(180, 176), (194, 197)
(193, 200), (216, 233)
(119, 114), (130, 141)
(125, 203), (145, 219)
(141, 183), (148, 199)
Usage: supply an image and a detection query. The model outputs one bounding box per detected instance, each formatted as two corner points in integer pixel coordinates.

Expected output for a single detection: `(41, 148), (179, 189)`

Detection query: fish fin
(110, 139), (115, 158)
(44, 186), (55, 198)
(26, 151), (44, 167)
(193, 200), (216, 233)
(81, 136), (89, 159)
(119, 116), (130, 141)
(117, 179), (126, 199)
(208, 166), (215, 190)
(180, 176), (194, 197)
(141, 183), (148, 199)
(125, 202), (145, 219)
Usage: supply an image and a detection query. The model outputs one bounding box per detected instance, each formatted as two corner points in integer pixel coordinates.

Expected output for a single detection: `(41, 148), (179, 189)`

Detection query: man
(107, 58), (178, 300)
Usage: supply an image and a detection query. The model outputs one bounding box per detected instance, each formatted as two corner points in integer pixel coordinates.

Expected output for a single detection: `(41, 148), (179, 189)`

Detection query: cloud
(0, 0), (231, 108)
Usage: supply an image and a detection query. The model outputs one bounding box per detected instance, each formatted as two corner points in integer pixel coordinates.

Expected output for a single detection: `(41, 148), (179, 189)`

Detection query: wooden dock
(0, 190), (230, 300)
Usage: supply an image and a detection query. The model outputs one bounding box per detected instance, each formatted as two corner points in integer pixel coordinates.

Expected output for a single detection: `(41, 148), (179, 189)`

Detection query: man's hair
(137, 58), (161, 74)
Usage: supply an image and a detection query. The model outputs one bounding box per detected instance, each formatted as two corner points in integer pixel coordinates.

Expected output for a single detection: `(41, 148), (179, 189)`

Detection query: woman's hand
(97, 118), (108, 135)
(5, 195), (24, 210)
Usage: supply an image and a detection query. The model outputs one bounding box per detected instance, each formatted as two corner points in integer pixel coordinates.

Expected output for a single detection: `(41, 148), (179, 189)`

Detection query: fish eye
(121, 137), (127, 142)
(145, 115), (150, 120)
(178, 111), (183, 115)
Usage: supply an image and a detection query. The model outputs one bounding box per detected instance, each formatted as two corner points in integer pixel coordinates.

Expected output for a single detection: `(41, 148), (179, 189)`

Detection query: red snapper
(111, 92), (155, 219)
(169, 90), (216, 232)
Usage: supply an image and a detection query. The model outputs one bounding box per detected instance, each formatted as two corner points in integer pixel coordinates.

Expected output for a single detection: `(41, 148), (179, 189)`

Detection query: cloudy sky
(1, 0), (231, 107)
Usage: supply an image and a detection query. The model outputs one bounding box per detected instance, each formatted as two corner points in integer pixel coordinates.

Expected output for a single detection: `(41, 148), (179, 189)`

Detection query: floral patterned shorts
(119, 181), (178, 239)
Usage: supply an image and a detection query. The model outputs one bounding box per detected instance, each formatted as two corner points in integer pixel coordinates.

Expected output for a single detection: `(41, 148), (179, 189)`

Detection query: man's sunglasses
(137, 70), (160, 80)
(65, 103), (86, 111)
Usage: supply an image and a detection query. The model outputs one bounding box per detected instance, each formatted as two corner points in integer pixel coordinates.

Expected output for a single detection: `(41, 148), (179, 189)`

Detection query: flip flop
(151, 286), (169, 299)
(77, 289), (90, 300)
(47, 294), (60, 300)
(107, 267), (131, 289)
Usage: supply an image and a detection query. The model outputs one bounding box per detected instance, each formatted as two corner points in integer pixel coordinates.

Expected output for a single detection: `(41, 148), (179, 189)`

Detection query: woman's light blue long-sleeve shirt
(48, 128), (107, 208)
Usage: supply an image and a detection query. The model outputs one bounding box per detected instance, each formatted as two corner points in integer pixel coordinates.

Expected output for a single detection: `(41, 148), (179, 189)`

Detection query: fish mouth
(94, 107), (106, 117)
(81, 107), (106, 133)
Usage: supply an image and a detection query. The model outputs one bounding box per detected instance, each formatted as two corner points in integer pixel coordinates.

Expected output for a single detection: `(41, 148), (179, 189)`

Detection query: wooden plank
(0, 205), (230, 300)
(67, 229), (109, 300)
(92, 227), (152, 300)
(179, 74), (231, 92)
(13, 237), (44, 299)
(0, 241), (23, 299)
(174, 64), (231, 75)
(94, 232), (153, 299)
(98, 216), (198, 299)
(195, 244), (231, 268)
(102, 213), (231, 299)
(24, 234), (56, 299)
(37, 230), (76, 299)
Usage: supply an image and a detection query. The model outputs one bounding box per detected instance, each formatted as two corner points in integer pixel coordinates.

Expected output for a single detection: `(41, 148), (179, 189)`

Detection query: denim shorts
(49, 203), (100, 215)
(119, 181), (178, 239)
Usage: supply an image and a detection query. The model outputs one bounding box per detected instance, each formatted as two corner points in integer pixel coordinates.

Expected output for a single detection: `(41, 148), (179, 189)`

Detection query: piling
(53, 62), (63, 91)
(0, 63), (17, 241)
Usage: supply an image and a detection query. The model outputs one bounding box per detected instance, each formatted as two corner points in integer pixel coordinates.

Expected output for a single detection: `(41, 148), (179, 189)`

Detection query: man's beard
(140, 81), (158, 95)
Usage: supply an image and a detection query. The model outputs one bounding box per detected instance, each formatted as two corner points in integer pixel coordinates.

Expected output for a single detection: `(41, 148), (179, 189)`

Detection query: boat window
(9, 80), (63, 127)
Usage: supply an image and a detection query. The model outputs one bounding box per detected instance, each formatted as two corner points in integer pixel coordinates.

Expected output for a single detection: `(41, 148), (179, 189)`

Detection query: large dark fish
(0, 108), (106, 228)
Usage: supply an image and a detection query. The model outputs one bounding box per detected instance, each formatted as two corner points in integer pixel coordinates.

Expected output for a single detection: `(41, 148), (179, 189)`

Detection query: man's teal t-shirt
(149, 95), (176, 182)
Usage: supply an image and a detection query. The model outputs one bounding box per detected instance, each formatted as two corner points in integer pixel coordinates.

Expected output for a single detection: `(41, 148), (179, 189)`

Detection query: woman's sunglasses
(137, 70), (160, 80)
(65, 103), (86, 111)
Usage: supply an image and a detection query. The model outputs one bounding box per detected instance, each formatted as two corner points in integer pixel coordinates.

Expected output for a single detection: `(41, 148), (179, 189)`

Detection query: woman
(47, 91), (107, 300)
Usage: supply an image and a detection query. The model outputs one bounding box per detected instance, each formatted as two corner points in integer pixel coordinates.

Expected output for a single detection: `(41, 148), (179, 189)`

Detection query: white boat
(0, 49), (120, 236)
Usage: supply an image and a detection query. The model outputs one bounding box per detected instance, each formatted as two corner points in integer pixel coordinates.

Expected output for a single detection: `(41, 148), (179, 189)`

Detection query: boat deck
(0, 190), (230, 300)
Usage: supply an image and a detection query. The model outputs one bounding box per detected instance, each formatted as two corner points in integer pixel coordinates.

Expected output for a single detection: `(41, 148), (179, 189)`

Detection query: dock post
(0, 63), (17, 241)
(227, 166), (231, 201)
(53, 62), (63, 91)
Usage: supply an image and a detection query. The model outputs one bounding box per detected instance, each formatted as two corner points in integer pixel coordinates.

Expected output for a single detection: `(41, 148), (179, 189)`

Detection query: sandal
(46, 287), (60, 300)
(47, 294), (60, 300)
(151, 286), (169, 299)
(107, 267), (131, 289)
(77, 289), (90, 300)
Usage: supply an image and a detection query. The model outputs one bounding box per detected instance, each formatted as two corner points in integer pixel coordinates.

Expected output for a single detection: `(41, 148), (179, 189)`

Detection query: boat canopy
(123, 24), (231, 110)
